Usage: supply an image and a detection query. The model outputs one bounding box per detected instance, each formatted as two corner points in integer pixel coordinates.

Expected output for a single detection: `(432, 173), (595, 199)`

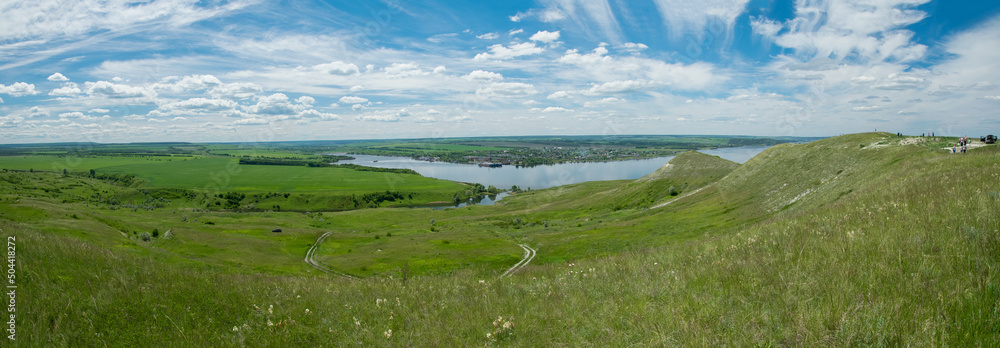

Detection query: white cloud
(297, 96), (315, 106)
(583, 97), (625, 108)
(986, 96), (1000, 101)
(298, 109), (339, 121)
(473, 42), (545, 61)
(509, 29), (524, 35)
(49, 82), (83, 96)
(476, 82), (538, 97)
(123, 114), (145, 120)
(463, 70), (504, 81)
(753, 0), (929, 63)
(621, 42), (648, 54)
(0, 82), (38, 97)
(27, 106), (50, 118)
(47, 73), (69, 81)
(384, 62), (428, 77)
(84, 81), (155, 99)
(354, 108), (411, 122)
(547, 91), (572, 99)
(244, 93), (308, 115)
(208, 82), (263, 99)
(542, 106), (572, 113)
(529, 30), (560, 43)
(307, 61), (361, 76)
(433, 66), (447, 74)
(476, 32), (499, 40)
(159, 98), (238, 112)
(153, 75), (222, 92)
(852, 105), (882, 112)
(89, 108), (109, 113)
(586, 80), (651, 95)
(340, 96), (369, 104)
(871, 73), (925, 90)
(510, 8), (566, 22)
(350, 85), (365, 92)
(233, 118), (270, 125)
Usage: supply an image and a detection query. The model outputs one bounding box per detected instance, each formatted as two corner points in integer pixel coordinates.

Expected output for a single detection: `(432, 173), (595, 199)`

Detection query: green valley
(1, 133), (997, 346)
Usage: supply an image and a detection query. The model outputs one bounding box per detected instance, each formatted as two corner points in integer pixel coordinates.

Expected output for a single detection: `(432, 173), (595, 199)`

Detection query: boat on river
(478, 162), (502, 168)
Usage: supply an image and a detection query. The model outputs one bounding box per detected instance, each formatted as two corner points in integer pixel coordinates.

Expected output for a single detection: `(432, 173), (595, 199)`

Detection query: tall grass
(9, 134), (1000, 346)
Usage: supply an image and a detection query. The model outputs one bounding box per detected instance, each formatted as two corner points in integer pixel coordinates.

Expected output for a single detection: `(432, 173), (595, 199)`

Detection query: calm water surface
(336, 146), (770, 191)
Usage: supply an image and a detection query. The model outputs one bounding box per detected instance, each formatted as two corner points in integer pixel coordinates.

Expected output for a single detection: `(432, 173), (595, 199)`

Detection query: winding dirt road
(305, 232), (356, 278)
(501, 244), (536, 277)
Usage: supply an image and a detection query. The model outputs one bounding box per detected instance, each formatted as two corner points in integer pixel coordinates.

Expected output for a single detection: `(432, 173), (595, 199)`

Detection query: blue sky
(2, 0), (1000, 143)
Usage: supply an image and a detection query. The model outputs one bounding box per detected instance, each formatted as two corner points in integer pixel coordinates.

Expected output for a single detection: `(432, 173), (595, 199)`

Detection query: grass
(4, 133), (999, 345)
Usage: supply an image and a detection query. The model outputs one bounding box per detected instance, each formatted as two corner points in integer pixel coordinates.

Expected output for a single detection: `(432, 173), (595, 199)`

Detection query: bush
(152, 228), (159, 238)
(139, 232), (151, 241)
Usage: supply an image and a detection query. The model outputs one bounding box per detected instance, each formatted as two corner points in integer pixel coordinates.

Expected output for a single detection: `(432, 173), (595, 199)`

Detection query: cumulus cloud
(307, 61), (361, 76)
(158, 98), (238, 112)
(463, 70), (504, 81)
(208, 82), (263, 99)
(243, 93), (310, 115)
(349, 85), (364, 92)
(474, 42), (544, 61)
(547, 91), (572, 99)
(542, 106), (572, 112)
(529, 30), (560, 43)
(84, 81), (156, 99)
(0, 82), (38, 97)
(47, 73), (69, 81)
(384, 63), (429, 77)
(476, 82), (539, 97)
(49, 83), (83, 96)
(153, 75), (222, 92)
(298, 109), (339, 121)
(340, 96), (369, 104)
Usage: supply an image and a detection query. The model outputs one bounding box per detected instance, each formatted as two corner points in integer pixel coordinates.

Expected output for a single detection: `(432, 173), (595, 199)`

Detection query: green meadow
(1, 133), (997, 346)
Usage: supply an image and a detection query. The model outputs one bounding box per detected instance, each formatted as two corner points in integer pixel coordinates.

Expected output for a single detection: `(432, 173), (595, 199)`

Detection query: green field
(96, 157), (462, 193)
(3, 133), (998, 346)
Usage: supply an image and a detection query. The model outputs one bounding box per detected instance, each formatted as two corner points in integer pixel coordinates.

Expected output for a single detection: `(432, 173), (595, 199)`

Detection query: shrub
(152, 229), (159, 238)
(139, 232), (151, 241)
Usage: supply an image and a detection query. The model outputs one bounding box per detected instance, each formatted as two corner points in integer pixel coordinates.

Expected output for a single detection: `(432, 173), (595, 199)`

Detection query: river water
(336, 145), (771, 192)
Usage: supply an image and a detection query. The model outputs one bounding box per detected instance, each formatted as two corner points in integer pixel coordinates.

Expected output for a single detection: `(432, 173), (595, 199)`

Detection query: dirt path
(501, 244), (536, 277)
(305, 232), (356, 278)
(650, 185), (708, 209)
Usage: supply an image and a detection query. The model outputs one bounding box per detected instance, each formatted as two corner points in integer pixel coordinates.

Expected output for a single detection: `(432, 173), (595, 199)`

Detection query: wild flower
(383, 329), (392, 338)
(354, 317), (361, 328)
(479, 279), (485, 284)
(232, 326), (239, 332)
(488, 316), (515, 342)
(305, 308), (311, 315)
(268, 305), (273, 314)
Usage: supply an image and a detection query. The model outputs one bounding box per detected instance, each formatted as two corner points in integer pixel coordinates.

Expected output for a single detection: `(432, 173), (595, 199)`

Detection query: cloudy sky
(1, 0), (999, 143)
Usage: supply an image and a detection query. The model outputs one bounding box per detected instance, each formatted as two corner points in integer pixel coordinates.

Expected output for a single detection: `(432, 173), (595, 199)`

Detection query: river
(335, 145), (771, 193)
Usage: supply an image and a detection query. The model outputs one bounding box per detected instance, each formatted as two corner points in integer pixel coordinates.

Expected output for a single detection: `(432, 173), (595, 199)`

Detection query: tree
(89, 169), (96, 177)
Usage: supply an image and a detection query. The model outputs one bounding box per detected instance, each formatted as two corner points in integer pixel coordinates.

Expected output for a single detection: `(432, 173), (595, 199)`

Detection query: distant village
(417, 146), (673, 167)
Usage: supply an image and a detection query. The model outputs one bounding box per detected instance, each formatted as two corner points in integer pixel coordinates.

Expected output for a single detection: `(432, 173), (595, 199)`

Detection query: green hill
(4, 133), (998, 346)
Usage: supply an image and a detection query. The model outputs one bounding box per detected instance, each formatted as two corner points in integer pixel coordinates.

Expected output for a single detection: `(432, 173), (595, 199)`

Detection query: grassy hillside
(5, 133), (999, 346)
